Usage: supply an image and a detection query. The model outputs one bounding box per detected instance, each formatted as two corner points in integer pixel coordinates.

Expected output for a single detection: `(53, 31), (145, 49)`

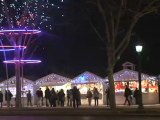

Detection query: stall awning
(0, 76), (34, 87)
(35, 73), (71, 86)
(105, 69), (156, 82)
(72, 71), (104, 84)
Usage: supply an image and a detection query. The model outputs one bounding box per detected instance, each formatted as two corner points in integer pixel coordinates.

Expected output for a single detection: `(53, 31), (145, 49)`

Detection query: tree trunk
(108, 66), (116, 109)
(107, 46), (116, 109)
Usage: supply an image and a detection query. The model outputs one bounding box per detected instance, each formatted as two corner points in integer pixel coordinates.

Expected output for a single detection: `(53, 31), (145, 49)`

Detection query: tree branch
(97, 0), (111, 42)
(114, 0), (123, 39)
(115, 16), (138, 55)
(89, 21), (106, 44)
(141, 0), (159, 13)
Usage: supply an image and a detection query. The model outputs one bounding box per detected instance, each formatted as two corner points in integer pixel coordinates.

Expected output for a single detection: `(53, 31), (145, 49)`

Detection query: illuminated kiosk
(72, 71), (105, 105)
(0, 76), (34, 106)
(0, 29), (41, 108)
(35, 73), (71, 104)
(105, 62), (158, 105)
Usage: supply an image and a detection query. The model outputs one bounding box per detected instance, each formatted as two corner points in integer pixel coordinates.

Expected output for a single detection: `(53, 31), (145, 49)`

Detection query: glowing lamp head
(135, 45), (143, 53)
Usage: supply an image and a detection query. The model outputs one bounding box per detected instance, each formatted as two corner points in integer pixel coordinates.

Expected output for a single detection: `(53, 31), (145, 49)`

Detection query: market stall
(72, 71), (105, 105)
(0, 76), (34, 106)
(105, 68), (158, 104)
(35, 73), (71, 95)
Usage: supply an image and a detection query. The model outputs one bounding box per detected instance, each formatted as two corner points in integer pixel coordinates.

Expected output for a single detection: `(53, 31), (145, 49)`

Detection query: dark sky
(0, 1), (160, 80)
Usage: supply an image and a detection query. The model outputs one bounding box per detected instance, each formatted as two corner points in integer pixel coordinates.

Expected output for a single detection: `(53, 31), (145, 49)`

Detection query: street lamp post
(135, 45), (143, 109)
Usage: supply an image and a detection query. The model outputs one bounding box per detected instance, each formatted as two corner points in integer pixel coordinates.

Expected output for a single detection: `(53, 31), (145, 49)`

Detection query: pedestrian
(66, 89), (71, 106)
(59, 89), (65, 107)
(72, 86), (79, 108)
(56, 90), (60, 106)
(36, 88), (43, 107)
(5, 90), (13, 107)
(69, 89), (73, 107)
(0, 91), (3, 108)
(77, 89), (81, 106)
(50, 88), (57, 107)
(45, 86), (50, 107)
(124, 85), (132, 105)
(93, 87), (99, 106)
(105, 86), (110, 106)
(27, 90), (32, 106)
(86, 88), (92, 106)
(133, 87), (139, 105)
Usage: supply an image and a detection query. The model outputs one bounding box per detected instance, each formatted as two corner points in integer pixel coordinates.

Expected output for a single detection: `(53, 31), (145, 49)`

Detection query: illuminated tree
(0, 0), (65, 57)
(88, 0), (160, 109)
(0, 0), (64, 108)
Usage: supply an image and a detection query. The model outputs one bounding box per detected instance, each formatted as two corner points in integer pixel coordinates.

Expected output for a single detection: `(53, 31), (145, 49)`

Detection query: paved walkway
(0, 104), (160, 116)
(1, 104), (160, 109)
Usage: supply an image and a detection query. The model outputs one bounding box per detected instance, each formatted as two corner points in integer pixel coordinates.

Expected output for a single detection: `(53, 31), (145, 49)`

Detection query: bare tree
(88, 0), (160, 109)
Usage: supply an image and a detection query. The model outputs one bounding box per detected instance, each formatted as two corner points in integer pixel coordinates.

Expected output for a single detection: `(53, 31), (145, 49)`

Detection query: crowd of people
(104, 84), (140, 106)
(0, 86), (100, 108)
(34, 86), (100, 108)
(123, 85), (140, 105)
(0, 90), (13, 108)
(0, 85), (140, 108)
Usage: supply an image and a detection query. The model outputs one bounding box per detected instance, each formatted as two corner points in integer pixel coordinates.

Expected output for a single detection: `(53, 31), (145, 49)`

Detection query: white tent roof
(105, 69), (156, 82)
(35, 73), (71, 86)
(0, 76), (34, 87)
(72, 71), (104, 84)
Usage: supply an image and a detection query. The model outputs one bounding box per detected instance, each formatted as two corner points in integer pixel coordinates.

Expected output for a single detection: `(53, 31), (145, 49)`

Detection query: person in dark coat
(5, 90), (13, 107)
(27, 90), (32, 106)
(36, 88), (43, 107)
(68, 89), (73, 107)
(124, 85), (132, 105)
(93, 87), (99, 106)
(72, 86), (80, 108)
(45, 86), (50, 107)
(58, 89), (65, 107)
(133, 88), (140, 105)
(50, 88), (57, 107)
(105, 86), (110, 106)
(86, 88), (92, 106)
(0, 91), (3, 108)
(66, 89), (71, 106)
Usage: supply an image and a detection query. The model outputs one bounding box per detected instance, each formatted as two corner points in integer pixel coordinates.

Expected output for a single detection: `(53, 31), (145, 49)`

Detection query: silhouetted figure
(93, 87), (99, 106)
(45, 86), (50, 107)
(5, 90), (13, 107)
(59, 89), (65, 107)
(86, 89), (92, 106)
(133, 88), (140, 105)
(27, 90), (32, 106)
(105, 86), (110, 106)
(36, 88), (43, 107)
(0, 91), (3, 108)
(124, 85), (132, 105)
(57, 90), (60, 106)
(67, 89), (72, 106)
(50, 88), (57, 107)
(77, 89), (81, 106)
(72, 86), (79, 108)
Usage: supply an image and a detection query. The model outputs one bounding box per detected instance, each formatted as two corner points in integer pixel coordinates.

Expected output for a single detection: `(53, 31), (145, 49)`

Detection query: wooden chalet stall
(72, 71), (105, 105)
(105, 62), (158, 105)
(0, 76), (34, 106)
(35, 73), (71, 97)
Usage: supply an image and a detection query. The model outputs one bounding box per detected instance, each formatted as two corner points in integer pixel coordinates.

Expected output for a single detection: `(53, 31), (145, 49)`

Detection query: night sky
(0, 0), (160, 80)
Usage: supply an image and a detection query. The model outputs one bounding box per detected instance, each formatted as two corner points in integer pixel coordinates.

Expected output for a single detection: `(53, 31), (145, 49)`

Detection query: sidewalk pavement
(0, 104), (160, 116)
